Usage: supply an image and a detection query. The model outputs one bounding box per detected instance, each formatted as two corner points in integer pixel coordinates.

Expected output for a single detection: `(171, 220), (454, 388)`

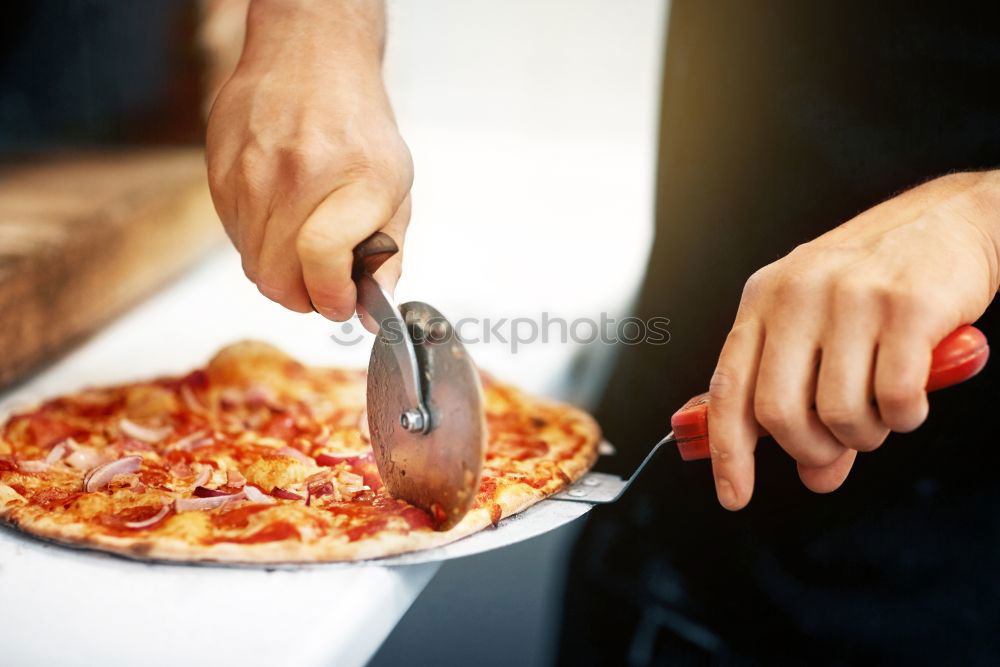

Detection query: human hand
(707, 171), (1000, 509)
(206, 0), (412, 321)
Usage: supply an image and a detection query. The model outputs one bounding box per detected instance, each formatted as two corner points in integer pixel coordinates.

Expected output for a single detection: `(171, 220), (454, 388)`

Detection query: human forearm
(242, 0), (386, 74)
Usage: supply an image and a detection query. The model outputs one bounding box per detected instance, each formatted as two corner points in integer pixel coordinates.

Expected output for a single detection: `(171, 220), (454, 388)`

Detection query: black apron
(559, 2), (1000, 665)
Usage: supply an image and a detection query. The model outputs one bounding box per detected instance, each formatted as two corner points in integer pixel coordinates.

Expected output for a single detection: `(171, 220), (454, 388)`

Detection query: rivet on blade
(400, 409), (426, 433)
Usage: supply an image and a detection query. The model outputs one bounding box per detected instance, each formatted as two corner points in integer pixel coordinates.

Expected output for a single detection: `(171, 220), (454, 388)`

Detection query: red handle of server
(672, 324), (990, 461)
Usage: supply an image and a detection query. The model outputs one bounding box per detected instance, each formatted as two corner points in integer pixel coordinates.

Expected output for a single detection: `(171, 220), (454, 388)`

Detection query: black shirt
(560, 2), (1000, 664)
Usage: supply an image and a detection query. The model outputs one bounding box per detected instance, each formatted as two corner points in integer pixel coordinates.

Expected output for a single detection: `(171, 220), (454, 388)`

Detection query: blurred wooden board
(0, 149), (224, 388)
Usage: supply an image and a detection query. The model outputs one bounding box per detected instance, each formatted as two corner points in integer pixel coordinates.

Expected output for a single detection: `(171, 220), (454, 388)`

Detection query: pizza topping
(209, 520), (300, 544)
(119, 418), (172, 443)
(263, 414), (298, 440)
(193, 486), (230, 498)
(83, 456), (143, 492)
(30, 487), (82, 510)
(271, 487), (303, 501)
(121, 504), (172, 530)
(66, 445), (107, 471)
(175, 491), (245, 511)
(244, 456), (315, 491)
(314, 451), (371, 466)
(277, 446), (313, 466)
(19, 437), (73, 471)
(124, 385), (178, 419)
(46, 440), (72, 465)
(190, 465), (212, 489)
(308, 481), (335, 500)
(165, 430), (212, 452)
(211, 504), (270, 529)
(27, 415), (78, 448)
(180, 384), (209, 416)
(242, 484), (276, 505)
(226, 469), (246, 488)
(17, 460), (50, 473)
(246, 384), (284, 411)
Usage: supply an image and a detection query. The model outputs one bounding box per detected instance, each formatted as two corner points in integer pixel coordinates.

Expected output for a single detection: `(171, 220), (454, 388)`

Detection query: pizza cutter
(373, 324), (988, 565)
(352, 232), (487, 531)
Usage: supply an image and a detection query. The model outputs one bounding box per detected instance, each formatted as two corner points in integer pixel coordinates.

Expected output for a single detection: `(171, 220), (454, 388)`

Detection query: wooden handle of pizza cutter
(352, 231), (399, 279)
(672, 324), (990, 461)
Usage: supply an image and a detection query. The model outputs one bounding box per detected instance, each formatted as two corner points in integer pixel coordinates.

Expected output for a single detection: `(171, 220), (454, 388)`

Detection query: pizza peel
(370, 324), (989, 566)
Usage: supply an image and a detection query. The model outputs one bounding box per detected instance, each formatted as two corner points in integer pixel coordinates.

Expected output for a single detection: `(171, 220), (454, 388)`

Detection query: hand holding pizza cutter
(352, 232), (487, 530)
(549, 324), (989, 506)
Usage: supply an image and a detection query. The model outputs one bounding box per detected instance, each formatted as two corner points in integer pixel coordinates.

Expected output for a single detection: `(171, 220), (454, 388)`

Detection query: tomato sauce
(209, 521), (301, 544)
(99, 504), (172, 531)
(30, 488), (82, 511)
(211, 504), (270, 529)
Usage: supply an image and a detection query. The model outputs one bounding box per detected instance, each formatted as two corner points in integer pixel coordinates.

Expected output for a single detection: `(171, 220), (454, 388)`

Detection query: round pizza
(0, 341), (599, 563)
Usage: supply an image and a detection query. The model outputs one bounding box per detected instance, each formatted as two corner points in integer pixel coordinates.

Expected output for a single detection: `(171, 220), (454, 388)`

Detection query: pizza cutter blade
(352, 233), (486, 531)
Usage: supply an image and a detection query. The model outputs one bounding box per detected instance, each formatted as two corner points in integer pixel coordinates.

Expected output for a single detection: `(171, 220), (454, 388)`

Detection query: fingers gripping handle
(352, 231), (398, 279)
(672, 324), (990, 462)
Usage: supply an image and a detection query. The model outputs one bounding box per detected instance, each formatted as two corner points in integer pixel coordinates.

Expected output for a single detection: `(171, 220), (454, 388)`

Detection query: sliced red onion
(18, 460), (50, 473)
(122, 504), (171, 530)
(193, 485), (229, 498)
(190, 465), (211, 489)
(180, 385), (208, 414)
(83, 456), (143, 492)
(246, 384), (284, 410)
(46, 440), (72, 465)
(226, 468), (246, 488)
(165, 430), (212, 452)
(175, 491), (245, 512)
(309, 481), (335, 499)
(271, 487), (303, 501)
(119, 419), (172, 443)
(242, 484), (276, 505)
(218, 387), (243, 408)
(314, 451), (371, 466)
(277, 446), (313, 465)
(66, 446), (107, 471)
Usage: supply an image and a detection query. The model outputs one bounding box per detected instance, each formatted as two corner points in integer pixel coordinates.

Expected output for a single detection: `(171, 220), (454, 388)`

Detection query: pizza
(0, 341), (600, 563)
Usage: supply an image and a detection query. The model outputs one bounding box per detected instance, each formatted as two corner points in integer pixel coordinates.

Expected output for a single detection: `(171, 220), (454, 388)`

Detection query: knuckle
(708, 365), (741, 402)
(816, 400), (861, 431)
(831, 275), (872, 310)
(296, 222), (349, 260)
(741, 267), (771, 302)
(880, 284), (934, 320)
(708, 444), (734, 463)
(233, 156), (269, 200)
(277, 138), (332, 175)
(241, 258), (259, 284)
(877, 382), (923, 411)
(772, 264), (824, 302)
(754, 396), (794, 432)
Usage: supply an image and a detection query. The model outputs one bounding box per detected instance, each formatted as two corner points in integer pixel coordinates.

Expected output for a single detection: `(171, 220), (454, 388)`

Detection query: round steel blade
(367, 301), (486, 530)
